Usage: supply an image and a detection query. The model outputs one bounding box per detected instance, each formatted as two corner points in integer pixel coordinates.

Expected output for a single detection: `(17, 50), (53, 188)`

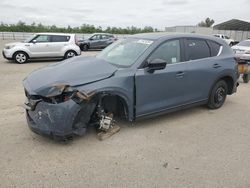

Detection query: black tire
(81, 44), (89, 51)
(243, 74), (250, 83)
(229, 42), (233, 47)
(207, 80), (228, 109)
(64, 50), (77, 59)
(14, 51), (28, 64)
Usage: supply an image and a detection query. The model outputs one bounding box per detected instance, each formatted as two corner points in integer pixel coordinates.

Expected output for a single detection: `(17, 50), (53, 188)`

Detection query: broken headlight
(44, 91), (95, 104)
(49, 91), (75, 104)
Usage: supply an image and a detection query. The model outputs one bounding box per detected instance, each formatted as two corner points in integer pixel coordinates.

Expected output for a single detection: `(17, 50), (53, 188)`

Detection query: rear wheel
(81, 44), (89, 51)
(243, 74), (250, 83)
(14, 51), (28, 64)
(207, 80), (228, 109)
(64, 50), (76, 59)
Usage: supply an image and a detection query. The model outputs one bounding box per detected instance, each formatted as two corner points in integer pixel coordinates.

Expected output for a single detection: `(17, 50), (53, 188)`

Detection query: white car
(2, 33), (81, 64)
(213, 34), (235, 46)
(231, 39), (250, 61)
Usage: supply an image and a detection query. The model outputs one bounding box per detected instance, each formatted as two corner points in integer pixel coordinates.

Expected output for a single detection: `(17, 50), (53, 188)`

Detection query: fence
(0, 32), (130, 40)
(165, 26), (250, 41)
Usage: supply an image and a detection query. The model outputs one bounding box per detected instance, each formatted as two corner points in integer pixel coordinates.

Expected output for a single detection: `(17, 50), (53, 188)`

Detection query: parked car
(79, 33), (117, 51)
(213, 34), (235, 46)
(2, 33), (81, 64)
(231, 39), (250, 61)
(23, 33), (238, 139)
(231, 39), (250, 83)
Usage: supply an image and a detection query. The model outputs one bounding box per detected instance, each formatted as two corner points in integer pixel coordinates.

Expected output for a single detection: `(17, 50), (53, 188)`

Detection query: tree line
(0, 21), (157, 34)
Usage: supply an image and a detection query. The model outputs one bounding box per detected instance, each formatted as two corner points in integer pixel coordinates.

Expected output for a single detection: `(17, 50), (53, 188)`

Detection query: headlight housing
(5, 45), (15, 49)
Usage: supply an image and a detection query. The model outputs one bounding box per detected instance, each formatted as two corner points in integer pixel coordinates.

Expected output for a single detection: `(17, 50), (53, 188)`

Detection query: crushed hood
(23, 56), (117, 96)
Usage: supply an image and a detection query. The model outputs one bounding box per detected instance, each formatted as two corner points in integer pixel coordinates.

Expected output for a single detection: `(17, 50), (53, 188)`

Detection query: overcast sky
(0, 0), (249, 30)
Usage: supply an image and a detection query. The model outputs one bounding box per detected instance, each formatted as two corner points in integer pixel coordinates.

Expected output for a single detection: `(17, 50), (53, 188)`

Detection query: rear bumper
(235, 54), (250, 61)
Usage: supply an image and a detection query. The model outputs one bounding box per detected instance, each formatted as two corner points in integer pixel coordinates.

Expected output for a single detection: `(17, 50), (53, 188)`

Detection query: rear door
(184, 38), (222, 101)
(135, 39), (190, 117)
(50, 35), (71, 56)
(100, 34), (112, 47)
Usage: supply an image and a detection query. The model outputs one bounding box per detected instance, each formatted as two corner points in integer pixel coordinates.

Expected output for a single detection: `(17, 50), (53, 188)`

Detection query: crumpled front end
(23, 82), (97, 139)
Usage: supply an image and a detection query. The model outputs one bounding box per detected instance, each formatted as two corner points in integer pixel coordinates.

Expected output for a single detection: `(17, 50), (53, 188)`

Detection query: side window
(101, 35), (108, 39)
(148, 40), (181, 64)
(208, 40), (221, 56)
(52, 35), (70, 42)
(185, 39), (210, 60)
(91, 35), (100, 40)
(34, 35), (50, 43)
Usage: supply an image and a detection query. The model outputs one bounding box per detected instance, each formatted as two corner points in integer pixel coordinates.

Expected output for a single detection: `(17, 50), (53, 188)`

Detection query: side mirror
(146, 59), (167, 73)
(89, 38), (93, 41)
(32, 40), (37, 44)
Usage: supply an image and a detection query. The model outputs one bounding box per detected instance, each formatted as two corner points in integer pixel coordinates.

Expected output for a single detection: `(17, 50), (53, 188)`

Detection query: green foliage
(0, 21), (156, 34)
(198, 18), (215, 27)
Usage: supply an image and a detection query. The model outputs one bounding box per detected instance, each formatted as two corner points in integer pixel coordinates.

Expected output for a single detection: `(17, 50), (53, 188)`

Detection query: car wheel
(14, 52), (28, 64)
(64, 50), (76, 59)
(207, 80), (228, 109)
(229, 42), (233, 46)
(243, 74), (250, 83)
(81, 44), (89, 51)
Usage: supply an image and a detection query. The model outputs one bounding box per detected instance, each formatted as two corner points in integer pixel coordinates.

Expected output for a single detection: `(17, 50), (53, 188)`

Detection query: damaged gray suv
(23, 33), (238, 139)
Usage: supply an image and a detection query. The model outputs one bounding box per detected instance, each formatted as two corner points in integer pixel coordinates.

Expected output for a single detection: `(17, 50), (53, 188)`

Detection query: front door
(28, 35), (52, 57)
(135, 39), (189, 117)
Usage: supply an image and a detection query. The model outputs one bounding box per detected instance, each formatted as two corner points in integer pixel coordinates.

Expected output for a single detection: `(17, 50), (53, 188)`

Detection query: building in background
(165, 19), (250, 42)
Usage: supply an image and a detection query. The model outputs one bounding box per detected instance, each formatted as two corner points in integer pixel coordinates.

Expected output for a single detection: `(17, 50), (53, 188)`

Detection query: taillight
(75, 36), (79, 46)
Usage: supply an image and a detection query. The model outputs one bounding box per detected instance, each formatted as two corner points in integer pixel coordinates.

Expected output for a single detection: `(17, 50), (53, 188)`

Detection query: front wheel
(207, 80), (228, 109)
(14, 52), (28, 64)
(64, 50), (76, 59)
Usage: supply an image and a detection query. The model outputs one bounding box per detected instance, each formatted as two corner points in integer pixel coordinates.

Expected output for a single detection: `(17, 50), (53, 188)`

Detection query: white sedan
(231, 40), (250, 61)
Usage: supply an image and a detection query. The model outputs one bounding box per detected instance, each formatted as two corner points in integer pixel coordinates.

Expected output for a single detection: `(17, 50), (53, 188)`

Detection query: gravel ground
(0, 40), (250, 188)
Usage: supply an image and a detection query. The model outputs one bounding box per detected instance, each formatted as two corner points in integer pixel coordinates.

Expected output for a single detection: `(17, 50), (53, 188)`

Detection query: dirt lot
(0, 40), (250, 188)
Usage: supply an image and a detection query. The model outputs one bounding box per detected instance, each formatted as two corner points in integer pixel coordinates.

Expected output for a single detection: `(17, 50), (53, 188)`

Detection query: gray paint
(23, 33), (238, 138)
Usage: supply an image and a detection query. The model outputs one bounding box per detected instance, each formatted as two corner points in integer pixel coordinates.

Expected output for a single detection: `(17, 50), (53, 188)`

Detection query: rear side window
(51, 35), (70, 42)
(101, 35), (109, 39)
(185, 39), (210, 60)
(208, 41), (221, 56)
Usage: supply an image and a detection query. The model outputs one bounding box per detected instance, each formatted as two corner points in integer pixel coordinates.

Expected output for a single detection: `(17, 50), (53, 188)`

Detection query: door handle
(213, 63), (221, 68)
(176, 71), (185, 78)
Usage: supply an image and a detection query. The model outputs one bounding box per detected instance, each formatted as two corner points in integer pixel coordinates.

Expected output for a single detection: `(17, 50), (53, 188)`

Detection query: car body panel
(2, 33), (81, 60)
(231, 42), (250, 61)
(23, 33), (238, 138)
(79, 33), (116, 50)
(23, 56), (117, 95)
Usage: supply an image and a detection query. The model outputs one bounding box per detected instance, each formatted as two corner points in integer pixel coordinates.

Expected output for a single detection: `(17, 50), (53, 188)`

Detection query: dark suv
(23, 33), (238, 139)
(79, 33), (117, 51)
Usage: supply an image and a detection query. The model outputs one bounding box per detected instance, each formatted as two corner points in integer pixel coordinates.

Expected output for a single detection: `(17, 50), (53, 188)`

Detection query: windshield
(23, 35), (35, 43)
(237, 40), (250, 47)
(96, 38), (153, 67)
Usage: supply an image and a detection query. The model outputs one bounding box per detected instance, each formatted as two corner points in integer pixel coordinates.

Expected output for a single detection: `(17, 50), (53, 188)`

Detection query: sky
(0, 0), (249, 30)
